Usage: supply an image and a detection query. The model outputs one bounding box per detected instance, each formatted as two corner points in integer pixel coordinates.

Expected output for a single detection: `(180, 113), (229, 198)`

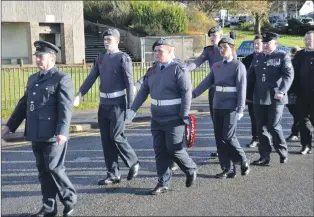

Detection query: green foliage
(238, 22), (255, 31)
(130, 1), (188, 35)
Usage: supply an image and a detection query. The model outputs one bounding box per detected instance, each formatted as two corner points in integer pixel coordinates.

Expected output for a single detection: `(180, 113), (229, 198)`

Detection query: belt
(100, 90), (125, 98)
(151, 98), (181, 106)
(216, 86), (237, 92)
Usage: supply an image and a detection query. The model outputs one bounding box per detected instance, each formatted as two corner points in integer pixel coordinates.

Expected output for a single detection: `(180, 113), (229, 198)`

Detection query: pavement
(1, 96), (211, 143)
(1, 106), (313, 216)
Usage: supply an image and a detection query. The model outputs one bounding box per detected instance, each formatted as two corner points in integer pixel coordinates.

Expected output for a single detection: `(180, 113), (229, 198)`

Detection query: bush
(130, 1), (188, 35)
(186, 7), (217, 34)
(239, 22), (255, 31)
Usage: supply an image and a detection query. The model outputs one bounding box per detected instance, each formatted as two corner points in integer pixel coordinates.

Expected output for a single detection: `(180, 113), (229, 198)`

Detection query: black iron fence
(1, 61), (212, 110)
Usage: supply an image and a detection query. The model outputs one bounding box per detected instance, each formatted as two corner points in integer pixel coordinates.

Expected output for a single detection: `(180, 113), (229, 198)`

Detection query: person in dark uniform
(241, 35), (263, 148)
(286, 46), (301, 142)
(186, 25), (237, 158)
(128, 38), (197, 195)
(290, 31), (314, 155)
(133, 41), (182, 172)
(1, 41), (77, 217)
(193, 37), (250, 178)
(248, 32), (294, 166)
(73, 28), (140, 185)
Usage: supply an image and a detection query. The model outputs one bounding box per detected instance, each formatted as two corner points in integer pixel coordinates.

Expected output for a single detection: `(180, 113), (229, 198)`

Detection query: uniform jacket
(247, 50), (294, 105)
(79, 51), (134, 108)
(193, 59), (247, 113)
(242, 53), (255, 102)
(131, 61), (191, 123)
(6, 67), (74, 142)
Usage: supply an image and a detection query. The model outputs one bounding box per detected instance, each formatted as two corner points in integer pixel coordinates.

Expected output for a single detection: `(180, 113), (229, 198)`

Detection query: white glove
(126, 109), (136, 121)
(73, 95), (81, 107)
(236, 113), (244, 121)
(133, 86), (137, 95)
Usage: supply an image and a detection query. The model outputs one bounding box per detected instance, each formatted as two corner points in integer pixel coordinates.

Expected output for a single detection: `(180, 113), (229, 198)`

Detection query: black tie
(223, 60), (227, 64)
(160, 65), (165, 70)
(38, 73), (45, 80)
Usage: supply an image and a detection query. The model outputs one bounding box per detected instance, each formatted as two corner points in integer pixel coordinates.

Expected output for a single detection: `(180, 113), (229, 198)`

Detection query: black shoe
(186, 170), (197, 187)
(98, 177), (121, 185)
(210, 152), (218, 158)
(308, 148), (312, 154)
(247, 139), (259, 148)
(149, 185), (169, 195)
(300, 147), (310, 155)
(227, 171), (237, 178)
(286, 135), (300, 142)
(63, 205), (75, 217)
(30, 208), (57, 217)
(280, 156), (288, 164)
(215, 169), (229, 178)
(252, 158), (270, 166)
(241, 161), (250, 176)
(170, 162), (179, 171)
(127, 161), (140, 180)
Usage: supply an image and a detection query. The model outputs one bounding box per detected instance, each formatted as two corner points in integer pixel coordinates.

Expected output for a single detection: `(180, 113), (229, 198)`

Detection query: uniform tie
(160, 65), (165, 70)
(38, 73), (45, 80)
(223, 60), (227, 64)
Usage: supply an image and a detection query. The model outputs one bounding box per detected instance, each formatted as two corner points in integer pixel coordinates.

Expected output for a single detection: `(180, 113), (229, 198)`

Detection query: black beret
(218, 37), (235, 47)
(254, 34), (263, 40)
(152, 38), (174, 51)
(208, 25), (222, 36)
(34, 40), (60, 55)
(102, 28), (120, 38)
(262, 32), (280, 42)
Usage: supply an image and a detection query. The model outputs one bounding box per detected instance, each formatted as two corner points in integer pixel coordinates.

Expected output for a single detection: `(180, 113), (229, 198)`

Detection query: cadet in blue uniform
(128, 38), (197, 195)
(241, 35), (263, 148)
(1, 41), (76, 217)
(193, 37), (250, 178)
(186, 25), (237, 158)
(248, 32), (294, 166)
(74, 29), (140, 185)
(290, 30), (314, 155)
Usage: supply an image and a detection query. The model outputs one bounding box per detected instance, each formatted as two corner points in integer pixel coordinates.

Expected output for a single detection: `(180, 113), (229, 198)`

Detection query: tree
(187, 0), (225, 15)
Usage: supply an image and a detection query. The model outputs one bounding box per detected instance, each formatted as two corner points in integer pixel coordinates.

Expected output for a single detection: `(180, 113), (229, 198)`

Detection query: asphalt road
(1, 109), (313, 216)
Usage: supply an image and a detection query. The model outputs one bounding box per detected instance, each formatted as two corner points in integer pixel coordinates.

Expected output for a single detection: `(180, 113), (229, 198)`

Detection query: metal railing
(1, 61), (209, 110)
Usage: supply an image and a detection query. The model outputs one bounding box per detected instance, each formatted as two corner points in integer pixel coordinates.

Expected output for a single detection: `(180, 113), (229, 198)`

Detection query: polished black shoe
(215, 169), (229, 178)
(247, 139), (259, 148)
(127, 161), (140, 180)
(226, 171), (237, 178)
(210, 152), (219, 158)
(280, 156), (288, 164)
(149, 185), (169, 195)
(252, 158), (270, 166)
(98, 177), (121, 185)
(241, 162), (250, 176)
(186, 170), (197, 187)
(63, 205), (75, 217)
(170, 162), (179, 171)
(286, 135), (300, 142)
(300, 147), (310, 155)
(308, 148), (312, 154)
(30, 208), (57, 217)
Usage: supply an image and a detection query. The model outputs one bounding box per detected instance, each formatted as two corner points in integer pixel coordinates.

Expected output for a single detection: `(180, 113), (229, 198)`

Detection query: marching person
(248, 32), (294, 166)
(290, 30), (314, 154)
(1, 41), (77, 217)
(241, 35), (263, 148)
(286, 46), (301, 142)
(186, 25), (237, 158)
(133, 41), (182, 172)
(193, 37), (250, 178)
(73, 28), (140, 185)
(128, 38), (197, 195)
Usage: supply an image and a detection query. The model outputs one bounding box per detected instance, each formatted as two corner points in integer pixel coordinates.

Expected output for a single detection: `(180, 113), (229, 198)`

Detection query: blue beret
(102, 28), (120, 38)
(218, 37), (235, 47)
(262, 32), (280, 42)
(152, 38), (174, 51)
(208, 25), (222, 36)
(34, 40), (60, 55)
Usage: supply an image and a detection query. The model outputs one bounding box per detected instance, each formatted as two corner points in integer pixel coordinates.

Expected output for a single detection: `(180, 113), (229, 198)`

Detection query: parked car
(299, 17), (314, 25)
(236, 40), (292, 57)
(272, 19), (288, 28)
(287, 18), (314, 35)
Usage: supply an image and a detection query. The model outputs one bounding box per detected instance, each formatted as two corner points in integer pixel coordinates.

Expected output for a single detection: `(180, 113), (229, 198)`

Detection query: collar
(305, 48), (314, 52)
(223, 56), (233, 63)
(159, 58), (173, 68)
(107, 49), (120, 54)
(40, 65), (54, 75)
